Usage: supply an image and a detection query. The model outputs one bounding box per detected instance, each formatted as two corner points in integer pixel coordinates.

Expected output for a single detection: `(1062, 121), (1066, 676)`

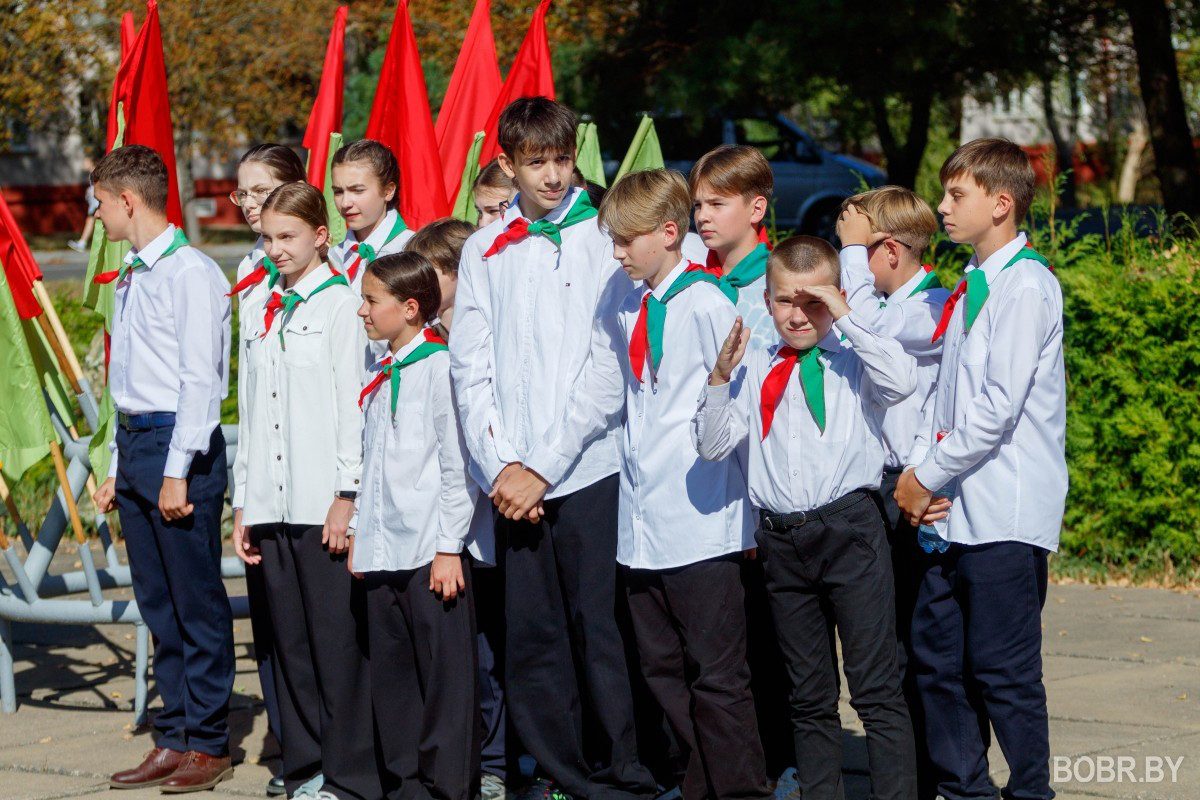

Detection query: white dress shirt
(841, 246), (951, 468)
(329, 208), (415, 295)
(450, 187), (629, 498)
(909, 233), (1067, 551)
(350, 334), (484, 572)
(233, 239), (273, 339)
(693, 311), (916, 514)
(233, 263), (366, 526)
(617, 260), (753, 570)
(108, 224), (231, 479)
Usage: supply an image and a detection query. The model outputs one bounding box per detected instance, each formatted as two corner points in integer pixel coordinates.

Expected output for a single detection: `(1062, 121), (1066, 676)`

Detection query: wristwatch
(335, 490), (358, 500)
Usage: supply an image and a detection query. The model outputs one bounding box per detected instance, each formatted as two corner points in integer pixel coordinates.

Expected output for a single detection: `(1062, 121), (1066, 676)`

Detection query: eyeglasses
(229, 188), (273, 207)
(867, 236), (914, 251)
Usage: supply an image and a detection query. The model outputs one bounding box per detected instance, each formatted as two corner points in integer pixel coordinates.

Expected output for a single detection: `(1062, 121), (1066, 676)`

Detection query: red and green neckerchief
(483, 190), (598, 257)
(690, 226), (772, 303)
(94, 227), (189, 285)
(878, 264), (942, 309)
(628, 265), (725, 383)
(932, 247), (1050, 342)
(228, 254), (281, 297)
(345, 212), (409, 282)
(760, 344), (828, 438)
(261, 272), (349, 340)
(358, 328), (449, 415)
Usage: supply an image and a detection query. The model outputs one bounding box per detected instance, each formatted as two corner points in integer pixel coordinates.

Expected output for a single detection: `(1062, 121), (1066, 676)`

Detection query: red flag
(434, 0), (502, 203)
(480, 0), (555, 163)
(303, 6), (348, 190)
(366, 0), (450, 227)
(0, 193), (44, 319)
(105, 0), (183, 227)
(120, 11), (136, 56)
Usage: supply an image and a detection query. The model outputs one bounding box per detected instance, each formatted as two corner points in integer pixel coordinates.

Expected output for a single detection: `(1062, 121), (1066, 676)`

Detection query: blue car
(653, 113), (886, 241)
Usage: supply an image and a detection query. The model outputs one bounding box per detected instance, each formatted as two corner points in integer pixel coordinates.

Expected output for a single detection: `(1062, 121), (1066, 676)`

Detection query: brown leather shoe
(159, 751), (233, 793)
(109, 747), (187, 789)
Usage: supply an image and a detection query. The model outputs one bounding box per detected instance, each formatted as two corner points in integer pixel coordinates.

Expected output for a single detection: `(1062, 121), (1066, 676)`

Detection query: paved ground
(2, 541), (1198, 799)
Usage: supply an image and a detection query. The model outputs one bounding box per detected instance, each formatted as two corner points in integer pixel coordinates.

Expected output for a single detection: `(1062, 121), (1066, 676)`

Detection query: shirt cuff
(107, 453), (119, 479)
(163, 447), (193, 479)
(832, 307), (874, 342)
(913, 457), (953, 495)
(436, 535), (465, 554)
(348, 514), (359, 531)
(839, 243), (869, 263)
(702, 379), (733, 408)
(335, 472), (362, 493)
(523, 445), (572, 488)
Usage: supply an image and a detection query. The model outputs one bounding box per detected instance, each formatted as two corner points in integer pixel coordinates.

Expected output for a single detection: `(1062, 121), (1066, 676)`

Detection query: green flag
(22, 317), (75, 428)
(576, 122), (606, 187)
(452, 131), (487, 223)
(0, 259), (55, 485)
(615, 114), (665, 181)
(318, 131), (347, 246)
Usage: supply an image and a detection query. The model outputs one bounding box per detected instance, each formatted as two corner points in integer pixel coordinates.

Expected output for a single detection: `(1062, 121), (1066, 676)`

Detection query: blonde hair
(261, 181), (330, 260)
(939, 138), (1036, 223)
(598, 168), (691, 240)
(841, 186), (939, 258)
(766, 235), (840, 288)
(688, 144), (774, 203)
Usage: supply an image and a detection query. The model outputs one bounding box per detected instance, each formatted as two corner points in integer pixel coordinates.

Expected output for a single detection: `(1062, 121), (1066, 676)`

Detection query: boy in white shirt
(693, 235), (918, 800)
(89, 145), (235, 792)
(450, 97), (656, 800)
(836, 186), (947, 800)
(600, 169), (769, 800)
(895, 138), (1065, 800)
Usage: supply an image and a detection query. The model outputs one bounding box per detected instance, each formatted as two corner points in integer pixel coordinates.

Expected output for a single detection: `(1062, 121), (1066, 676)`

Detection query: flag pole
(48, 441), (87, 545)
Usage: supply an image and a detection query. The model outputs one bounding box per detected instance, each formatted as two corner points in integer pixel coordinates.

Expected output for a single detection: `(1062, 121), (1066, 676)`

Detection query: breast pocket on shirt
(281, 317), (326, 368)
(958, 327), (990, 392)
(393, 401), (427, 454)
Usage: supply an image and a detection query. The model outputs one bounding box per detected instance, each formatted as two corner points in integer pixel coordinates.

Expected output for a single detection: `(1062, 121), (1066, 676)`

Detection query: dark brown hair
(766, 235), (840, 288)
(332, 139), (400, 210)
(939, 138), (1036, 222)
(408, 218), (475, 276)
(498, 96), (577, 160)
(366, 251), (441, 324)
(260, 181), (331, 260)
(689, 144), (774, 204)
(239, 143), (306, 184)
(91, 144), (169, 213)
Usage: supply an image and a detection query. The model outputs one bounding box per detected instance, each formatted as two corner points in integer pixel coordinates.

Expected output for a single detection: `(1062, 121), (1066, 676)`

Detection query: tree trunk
(871, 83), (933, 189)
(1124, 0), (1200, 216)
(1118, 116), (1149, 204)
(1041, 75), (1079, 209)
(175, 128), (202, 243)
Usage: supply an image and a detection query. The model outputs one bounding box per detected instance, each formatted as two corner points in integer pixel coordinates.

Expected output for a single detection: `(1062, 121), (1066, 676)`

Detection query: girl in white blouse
(329, 140), (415, 294)
(353, 251), (480, 800)
(230, 181), (379, 800)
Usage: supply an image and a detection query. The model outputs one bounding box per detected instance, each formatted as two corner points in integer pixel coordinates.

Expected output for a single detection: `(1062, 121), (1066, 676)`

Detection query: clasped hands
(491, 462), (549, 523)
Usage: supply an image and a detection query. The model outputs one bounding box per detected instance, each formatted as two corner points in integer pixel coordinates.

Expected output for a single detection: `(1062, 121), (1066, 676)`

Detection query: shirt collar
(894, 265), (932, 299)
(505, 186), (581, 226)
(646, 259), (690, 301)
(359, 208), (399, 250)
(966, 232), (1028, 280)
(387, 328), (431, 363)
(286, 262), (335, 297)
(767, 326), (843, 363)
(125, 224), (177, 269)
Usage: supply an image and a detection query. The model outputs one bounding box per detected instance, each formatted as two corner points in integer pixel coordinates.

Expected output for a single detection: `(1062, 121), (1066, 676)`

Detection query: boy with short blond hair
(895, 138), (1065, 800)
(836, 185), (948, 799)
(89, 144), (235, 792)
(693, 235), (918, 800)
(600, 169), (769, 800)
(689, 144), (777, 349)
(450, 96), (656, 800)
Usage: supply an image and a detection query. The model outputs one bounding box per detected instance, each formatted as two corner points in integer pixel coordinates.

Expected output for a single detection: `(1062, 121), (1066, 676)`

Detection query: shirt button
(274, 424), (279, 429)
(272, 392), (277, 398)
(792, 470), (798, 476)
(302, 325), (308, 331)
(276, 455), (281, 461)
(278, 486), (283, 491)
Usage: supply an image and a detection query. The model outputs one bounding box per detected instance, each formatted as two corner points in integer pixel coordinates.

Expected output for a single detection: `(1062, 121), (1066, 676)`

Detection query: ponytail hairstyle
(332, 139), (400, 210)
(260, 181), (331, 261)
(366, 252), (441, 325)
(239, 143), (306, 184)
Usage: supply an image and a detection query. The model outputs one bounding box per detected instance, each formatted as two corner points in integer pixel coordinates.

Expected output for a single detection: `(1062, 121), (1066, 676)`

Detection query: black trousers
(759, 491), (917, 800)
(877, 470), (934, 800)
(496, 474), (656, 800)
(910, 541), (1051, 800)
(116, 425), (233, 757)
(474, 559), (514, 781)
(626, 555), (770, 800)
(367, 561), (480, 800)
(244, 561), (283, 756)
(253, 523), (381, 800)
(741, 549), (798, 779)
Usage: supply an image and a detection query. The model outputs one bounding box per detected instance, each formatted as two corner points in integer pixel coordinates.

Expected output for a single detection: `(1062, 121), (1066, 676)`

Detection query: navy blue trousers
(115, 425), (233, 756)
(910, 541), (1052, 800)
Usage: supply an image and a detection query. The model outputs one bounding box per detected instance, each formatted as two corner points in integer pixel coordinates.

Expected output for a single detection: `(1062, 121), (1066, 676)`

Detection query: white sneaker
(480, 772), (511, 800)
(67, 239), (87, 253)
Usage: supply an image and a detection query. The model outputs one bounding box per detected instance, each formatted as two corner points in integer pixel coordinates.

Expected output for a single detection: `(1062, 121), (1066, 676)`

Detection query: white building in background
(960, 84), (1101, 146)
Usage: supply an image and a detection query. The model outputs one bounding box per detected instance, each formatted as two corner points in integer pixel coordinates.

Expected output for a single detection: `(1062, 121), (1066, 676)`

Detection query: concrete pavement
(2, 541), (1198, 799)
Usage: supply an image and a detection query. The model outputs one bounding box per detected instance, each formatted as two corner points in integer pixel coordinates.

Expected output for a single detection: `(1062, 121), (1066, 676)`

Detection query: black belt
(882, 466), (906, 477)
(118, 411), (177, 431)
(761, 489), (870, 532)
